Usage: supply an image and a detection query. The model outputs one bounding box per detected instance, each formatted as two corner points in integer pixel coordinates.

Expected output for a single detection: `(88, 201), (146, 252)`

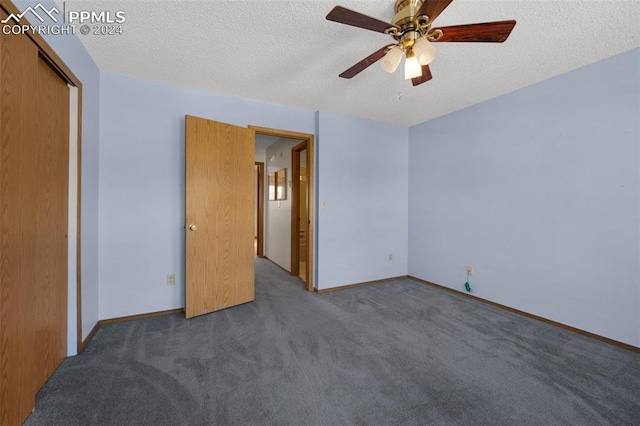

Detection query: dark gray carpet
(25, 258), (639, 425)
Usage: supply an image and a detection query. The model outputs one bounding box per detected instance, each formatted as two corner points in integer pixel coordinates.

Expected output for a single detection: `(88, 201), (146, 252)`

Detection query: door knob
(189, 224), (198, 231)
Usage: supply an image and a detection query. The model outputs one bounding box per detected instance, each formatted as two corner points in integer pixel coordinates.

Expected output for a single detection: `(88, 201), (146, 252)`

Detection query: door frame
(248, 126), (315, 292)
(255, 161), (265, 257)
(290, 141), (307, 281)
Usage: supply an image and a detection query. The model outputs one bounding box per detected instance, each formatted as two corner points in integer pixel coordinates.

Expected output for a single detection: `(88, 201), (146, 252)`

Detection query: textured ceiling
(60, 0), (640, 127)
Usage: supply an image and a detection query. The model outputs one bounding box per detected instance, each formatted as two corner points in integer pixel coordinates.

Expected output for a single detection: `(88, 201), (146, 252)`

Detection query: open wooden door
(185, 116), (255, 319)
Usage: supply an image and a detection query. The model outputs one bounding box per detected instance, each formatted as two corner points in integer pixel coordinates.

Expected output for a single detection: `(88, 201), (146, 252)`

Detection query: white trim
(67, 84), (78, 356)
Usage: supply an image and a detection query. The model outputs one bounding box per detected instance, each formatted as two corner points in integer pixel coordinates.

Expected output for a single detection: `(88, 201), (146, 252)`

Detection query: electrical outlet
(388, 253), (393, 261)
(167, 274), (175, 286)
(466, 265), (473, 276)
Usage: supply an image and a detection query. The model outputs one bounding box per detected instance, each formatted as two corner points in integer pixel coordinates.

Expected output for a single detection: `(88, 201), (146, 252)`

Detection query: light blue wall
(32, 0), (639, 347)
(316, 112), (409, 289)
(98, 72), (315, 319)
(408, 48), (640, 346)
(27, 0), (101, 354)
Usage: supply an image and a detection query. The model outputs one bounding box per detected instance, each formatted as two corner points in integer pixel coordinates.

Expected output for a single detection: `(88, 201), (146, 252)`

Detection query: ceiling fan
(326, 0), (516, 86)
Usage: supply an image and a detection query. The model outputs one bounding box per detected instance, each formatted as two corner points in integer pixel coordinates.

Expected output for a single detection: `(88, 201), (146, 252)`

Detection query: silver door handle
(189, 224), (198, 231)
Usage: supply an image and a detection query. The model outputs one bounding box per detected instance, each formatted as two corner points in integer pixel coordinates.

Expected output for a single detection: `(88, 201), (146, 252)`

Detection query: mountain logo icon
(1, 3), (59, 24)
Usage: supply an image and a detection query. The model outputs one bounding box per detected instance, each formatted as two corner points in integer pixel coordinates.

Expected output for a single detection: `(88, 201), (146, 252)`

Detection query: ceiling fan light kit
(381, 45), (404, 73)
(326, 0), (516, 86)
(413, 37), (437, 65)
(404, 49), (422, 79)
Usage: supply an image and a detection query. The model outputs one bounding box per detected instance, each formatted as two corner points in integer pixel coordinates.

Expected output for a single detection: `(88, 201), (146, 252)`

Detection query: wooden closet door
(0, 12), (69, 425)
(33, 54), (69, 389)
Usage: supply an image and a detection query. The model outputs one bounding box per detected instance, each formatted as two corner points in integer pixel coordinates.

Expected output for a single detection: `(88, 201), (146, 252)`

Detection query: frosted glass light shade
(413, 37), (437, 65)
(381, 45), (403, 73)
(404, 50), (422, 79)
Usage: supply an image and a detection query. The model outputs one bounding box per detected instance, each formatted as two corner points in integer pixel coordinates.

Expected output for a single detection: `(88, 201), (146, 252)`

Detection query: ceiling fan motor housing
(393, 0), (426, 28)
(392, 0), (430, 50)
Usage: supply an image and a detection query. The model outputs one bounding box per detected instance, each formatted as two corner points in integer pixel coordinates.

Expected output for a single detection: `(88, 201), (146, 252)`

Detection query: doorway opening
(249, 126), (315, 292)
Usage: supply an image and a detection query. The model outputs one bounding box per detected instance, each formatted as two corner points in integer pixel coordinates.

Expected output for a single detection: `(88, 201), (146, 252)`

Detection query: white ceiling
(255, 134), (301, 150)
(254, 134), (281, 150)
(61, 0), (640, 127)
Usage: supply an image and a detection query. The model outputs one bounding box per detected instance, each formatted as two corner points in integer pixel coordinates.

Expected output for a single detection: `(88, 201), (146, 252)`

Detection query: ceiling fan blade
(326, 6), (399, 34)
(415, 0), (454, 24)
(339, 46), (390, 79)
(432, 20), (517, 43)
(412, 65), (433, 86)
